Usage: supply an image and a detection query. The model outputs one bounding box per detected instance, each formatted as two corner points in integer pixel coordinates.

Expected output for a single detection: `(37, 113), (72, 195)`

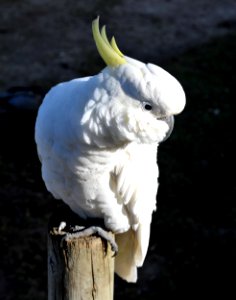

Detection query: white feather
(35, 60), (185, 282)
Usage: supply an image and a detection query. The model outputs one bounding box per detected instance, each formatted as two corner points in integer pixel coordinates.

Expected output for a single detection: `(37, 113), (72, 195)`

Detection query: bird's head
(88, 17), (186, 145)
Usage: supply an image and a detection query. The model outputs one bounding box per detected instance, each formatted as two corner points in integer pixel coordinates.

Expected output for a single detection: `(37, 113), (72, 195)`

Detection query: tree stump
(48, 207), (115, 300)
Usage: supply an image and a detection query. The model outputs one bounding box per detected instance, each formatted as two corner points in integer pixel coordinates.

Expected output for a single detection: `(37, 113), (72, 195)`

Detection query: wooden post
(48, 208), (115, 300)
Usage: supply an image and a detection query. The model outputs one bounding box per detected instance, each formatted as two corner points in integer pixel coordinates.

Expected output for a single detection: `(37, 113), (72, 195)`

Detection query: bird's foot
(56, 221), (118, 255)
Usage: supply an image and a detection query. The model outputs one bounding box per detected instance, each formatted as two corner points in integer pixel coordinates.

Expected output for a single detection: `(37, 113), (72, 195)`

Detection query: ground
(1, 0), (236, 89)
(0, 1), (235, 299)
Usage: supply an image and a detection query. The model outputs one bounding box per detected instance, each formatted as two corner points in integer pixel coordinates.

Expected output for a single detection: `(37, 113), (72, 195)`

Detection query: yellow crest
(92, 17), (126, 67)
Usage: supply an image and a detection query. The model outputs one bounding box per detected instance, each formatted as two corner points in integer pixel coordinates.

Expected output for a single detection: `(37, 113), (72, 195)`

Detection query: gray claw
(61, 226), (118, 255)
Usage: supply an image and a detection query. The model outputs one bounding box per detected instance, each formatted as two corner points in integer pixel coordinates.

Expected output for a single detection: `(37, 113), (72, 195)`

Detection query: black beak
(161, 115), (175, 142)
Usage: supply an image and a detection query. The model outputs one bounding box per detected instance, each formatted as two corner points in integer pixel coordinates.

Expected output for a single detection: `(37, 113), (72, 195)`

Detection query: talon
(58, 221), (67, 233)
(59, 225), (118, 256)
(71, 225), (85, 232)
(111, 243), (118, 256)
(92, 226), (118, 256)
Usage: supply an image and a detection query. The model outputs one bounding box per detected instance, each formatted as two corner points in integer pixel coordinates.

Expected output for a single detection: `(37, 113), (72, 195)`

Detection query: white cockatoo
(35, 17), (186, 282)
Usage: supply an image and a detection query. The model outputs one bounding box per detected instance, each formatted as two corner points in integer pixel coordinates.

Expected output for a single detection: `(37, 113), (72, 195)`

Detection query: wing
(114, 143), (158, 226)
(113, 143), (159, 279)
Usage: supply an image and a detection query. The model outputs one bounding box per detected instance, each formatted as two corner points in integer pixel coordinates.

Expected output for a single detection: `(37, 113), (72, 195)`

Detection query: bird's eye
(143, 103), (152, 111)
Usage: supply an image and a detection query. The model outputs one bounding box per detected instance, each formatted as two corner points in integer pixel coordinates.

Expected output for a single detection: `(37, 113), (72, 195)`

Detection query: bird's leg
(56, 221), (118, 255)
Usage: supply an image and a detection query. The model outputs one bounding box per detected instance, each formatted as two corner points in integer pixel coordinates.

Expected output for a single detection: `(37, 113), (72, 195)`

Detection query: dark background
(0, 1), (235, 299)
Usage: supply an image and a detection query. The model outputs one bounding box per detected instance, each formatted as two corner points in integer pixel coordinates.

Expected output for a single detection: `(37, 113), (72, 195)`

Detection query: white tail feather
(135, 222), (151, 267)
(115, 229), (138, 282)
(115, 222), (151, 282)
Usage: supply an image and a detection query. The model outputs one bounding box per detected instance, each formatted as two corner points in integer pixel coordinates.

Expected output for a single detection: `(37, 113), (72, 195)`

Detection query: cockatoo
(35, 17), (186, 282)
